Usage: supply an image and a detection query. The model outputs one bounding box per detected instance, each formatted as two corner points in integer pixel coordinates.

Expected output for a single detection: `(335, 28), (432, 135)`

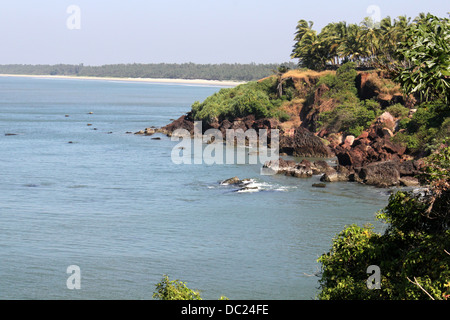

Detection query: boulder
(263, 158), (332, 179)
(399, 176), (420, 187)
(357, 161), (401, 187)
(343, 135), (355, 147)
(158, 113), (195, 136)
(279, 126), (333, 158)
(144, 128), (156, 136)
(375, 111), (396, 131)
(221, 176), (242, 185)
(320, 165), (351, 182)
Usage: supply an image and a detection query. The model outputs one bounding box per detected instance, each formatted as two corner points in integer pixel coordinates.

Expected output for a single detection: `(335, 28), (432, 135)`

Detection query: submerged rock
(312, 183), (327, 188)
(220, 176), (242, 185)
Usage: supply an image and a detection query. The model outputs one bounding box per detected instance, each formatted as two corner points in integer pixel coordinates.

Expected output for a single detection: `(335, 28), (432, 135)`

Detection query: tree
(272, 65), (291, 98)
(394, 14), (450, 103)
(317, 139), (450, 300)
(359, 17), (381, 64)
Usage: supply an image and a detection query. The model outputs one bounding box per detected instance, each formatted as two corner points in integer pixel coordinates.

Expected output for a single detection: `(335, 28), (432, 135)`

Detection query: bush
(153, 275), (202, 300)
(190, 77), (289, 123)
(395, 101), (450, 154)
(316, 62), (359, 104)
(319, 101), (377, 136)
(317, 141), (450, 300)
(386, 103), (409, 118)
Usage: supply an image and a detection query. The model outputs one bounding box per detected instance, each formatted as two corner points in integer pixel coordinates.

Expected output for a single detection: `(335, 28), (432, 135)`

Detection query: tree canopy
(291, 13), (449, 74)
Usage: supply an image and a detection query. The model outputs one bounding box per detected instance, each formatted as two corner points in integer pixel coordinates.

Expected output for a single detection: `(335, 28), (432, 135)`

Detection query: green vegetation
(191, 75), (291, 123)
(393, 102), (450, 154)
(153, 275), (228, 300)
(153, 12), (449, 301)
(291, 13), (449, 73)
(317, 140), (450, 300)
(393, 15), (450, 104)
(153, 275), (202, 300)
(314, 62), (381, 136)
(315, 13), (450, 300)
(0, 62), (296, 82)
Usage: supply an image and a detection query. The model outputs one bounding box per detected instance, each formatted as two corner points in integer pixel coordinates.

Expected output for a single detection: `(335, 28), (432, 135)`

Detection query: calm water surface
(0, 76), (390, 299)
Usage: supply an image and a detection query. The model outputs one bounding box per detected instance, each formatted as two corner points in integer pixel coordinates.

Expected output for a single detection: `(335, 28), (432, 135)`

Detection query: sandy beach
(0, 73), (246, 87)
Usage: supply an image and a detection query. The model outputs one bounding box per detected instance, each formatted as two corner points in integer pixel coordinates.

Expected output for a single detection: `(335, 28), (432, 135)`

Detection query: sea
(0, 76), (390, 300)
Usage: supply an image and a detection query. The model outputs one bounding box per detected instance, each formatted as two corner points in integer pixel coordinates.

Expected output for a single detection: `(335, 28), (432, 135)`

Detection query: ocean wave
(219, 178), (294, 193)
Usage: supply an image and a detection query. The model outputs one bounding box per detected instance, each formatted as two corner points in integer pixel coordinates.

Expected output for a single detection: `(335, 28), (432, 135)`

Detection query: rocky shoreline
(136, 109), (424, 189)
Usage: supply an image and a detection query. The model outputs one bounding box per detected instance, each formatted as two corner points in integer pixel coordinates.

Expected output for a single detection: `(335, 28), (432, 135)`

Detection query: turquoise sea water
(0, 76), (390, 300)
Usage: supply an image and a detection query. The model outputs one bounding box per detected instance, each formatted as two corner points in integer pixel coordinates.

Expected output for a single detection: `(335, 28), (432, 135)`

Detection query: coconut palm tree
(337, 23), (368, 65)
(359, 17), (381, 65)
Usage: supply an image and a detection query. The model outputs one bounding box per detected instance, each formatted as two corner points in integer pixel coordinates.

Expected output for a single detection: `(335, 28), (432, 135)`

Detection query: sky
(0, 0), (447, 65)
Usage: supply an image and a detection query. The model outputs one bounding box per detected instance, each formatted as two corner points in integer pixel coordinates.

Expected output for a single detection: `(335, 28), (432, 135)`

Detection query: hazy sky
(0, 0), (447, 65)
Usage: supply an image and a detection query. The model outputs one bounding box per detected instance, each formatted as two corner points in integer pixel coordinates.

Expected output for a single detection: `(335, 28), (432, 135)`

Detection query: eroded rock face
(279, 126), (333, 158)
(157, 114), (195, 136)
(330, 112), (409, 170)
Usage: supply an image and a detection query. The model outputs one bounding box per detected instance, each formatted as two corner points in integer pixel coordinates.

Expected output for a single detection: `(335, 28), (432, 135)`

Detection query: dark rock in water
(312, 183), (326, 188)
(5, 133), (17, 136)
(24, 183), (39, 188)
(68, 141), (73, 144)
(65, 114), (70, 117)
(263, 158), (331, 178)
(356, 161), (401, 188)
(151, 137), (161, 140)
(235, 186), (259, 193)
(221, 176), (242, 185)
(158, 114), (195, 137)
(320, 165), (351, 182)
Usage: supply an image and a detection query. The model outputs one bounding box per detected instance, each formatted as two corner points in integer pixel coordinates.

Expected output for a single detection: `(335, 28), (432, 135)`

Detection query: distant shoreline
(0, 74), (246, 87)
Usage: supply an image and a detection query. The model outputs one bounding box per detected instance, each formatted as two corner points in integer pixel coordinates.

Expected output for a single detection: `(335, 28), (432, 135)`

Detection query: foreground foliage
(153, 275), (228, 300)
(317, 141), (450, 300)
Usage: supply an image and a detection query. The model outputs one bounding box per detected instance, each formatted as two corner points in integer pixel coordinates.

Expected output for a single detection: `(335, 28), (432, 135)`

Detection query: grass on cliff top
(190, 76), (291, 123)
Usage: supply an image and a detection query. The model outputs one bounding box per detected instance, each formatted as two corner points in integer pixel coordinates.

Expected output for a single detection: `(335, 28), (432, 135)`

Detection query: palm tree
(320, 21), (349, 66)
(337, 23), (368, 65)
(359, 17), (382, 65)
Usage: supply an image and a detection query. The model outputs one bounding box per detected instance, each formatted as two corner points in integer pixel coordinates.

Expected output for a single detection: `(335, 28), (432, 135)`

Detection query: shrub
(317, 141), (450, 300)
(190, 77), (289, 123)
(153, 275), (202, 300)
(386, 103), (409, 118)
(319, 101), (377, 136)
